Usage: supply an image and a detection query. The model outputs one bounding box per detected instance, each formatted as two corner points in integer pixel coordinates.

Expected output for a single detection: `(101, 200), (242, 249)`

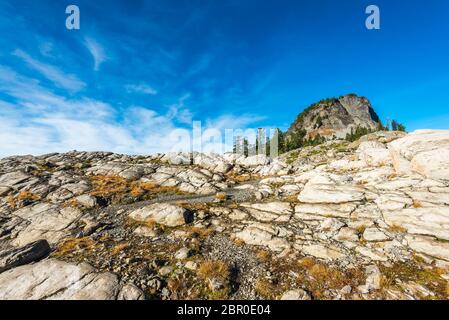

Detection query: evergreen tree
(391, 120), (398, 131)
(397, 123), (406, 132)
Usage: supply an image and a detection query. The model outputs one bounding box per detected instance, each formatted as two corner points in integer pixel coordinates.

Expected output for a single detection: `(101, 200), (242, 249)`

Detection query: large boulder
(298, 183), (365, 204)
(12, 204), (84, 246)
(383, 207), (449, 241)
(193, 153), (233, 174)
(161, 152), (192, 166)
(234, 223), (290, 252)
(0, 171), (30, 187)
(388, 130), (449, 181)
(236, 155), (271, 167)
(357, 141), (391, 167)
(405, 235), (449, 261)
(129, 203), (193, 227)
(0, 259), (144, 300)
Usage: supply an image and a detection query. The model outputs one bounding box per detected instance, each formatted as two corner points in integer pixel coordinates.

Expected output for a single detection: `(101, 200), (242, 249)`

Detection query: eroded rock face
(286, 94), (381, 140)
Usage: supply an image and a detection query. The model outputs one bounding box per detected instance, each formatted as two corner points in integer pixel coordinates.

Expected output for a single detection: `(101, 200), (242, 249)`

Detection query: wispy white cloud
(12, 49), (86, 92)
(166, 94), (194, 125)
(205, 114), (267, 130)
(126, 83), (158, 95)
(0, 67), (264, 158)
(84, 37), (107, 71)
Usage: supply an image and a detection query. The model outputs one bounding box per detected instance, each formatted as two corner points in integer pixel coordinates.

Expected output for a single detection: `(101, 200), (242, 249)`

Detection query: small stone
(340, 285), (352, 295)
(319, 218), (345, 232)
(133, 226), (158, 237)
(280, 289), (311, 300)
(75, 194), (97, 208)
(184, 261), (198, 271)
(358, 264), (382, 293)
(335, 227), (359, 242)
(254, 191), (263, 201)
(158, 266), (173, 276)
(174, 247), (190, 260)
(363, 228), (390, 242)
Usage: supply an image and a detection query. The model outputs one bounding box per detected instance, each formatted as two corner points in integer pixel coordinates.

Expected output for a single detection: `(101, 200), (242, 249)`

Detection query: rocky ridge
(287, 94), (381, 140)
(1, 130), (449, 300)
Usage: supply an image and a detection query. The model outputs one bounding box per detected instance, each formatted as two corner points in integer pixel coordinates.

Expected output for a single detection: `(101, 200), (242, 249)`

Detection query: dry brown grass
(298, 256), (316, 269)
(111, 243), (129, 255)
(387, 173), (398, 180)
(215, 192), (228, 201)
(284, 195), (300, 204)
(90, 175), (186, 204)
(53, 237), (96, 257)
(167, 276), (200, 300)
(176, 201), (211, 212)
(233, 238), (246, 247)
(197, 260), (231, 299)
(294, 258), (366, 299)
(225, 172), (259, 183)
(187, 226), (215, 238)
(7, 191), (40, 209)
(197, 260), (230, 282)
(255, 278), (279, 299)
(388, 224), (407, 234)
(231, 175), (252, 183)
(355, 224), (367, 235)
(256, 249), (271, 263)
(412, 200), (423, 208)
(379, 262), (449, 299)
(306, 263), (363, 299)
(90, 175), (128, 198)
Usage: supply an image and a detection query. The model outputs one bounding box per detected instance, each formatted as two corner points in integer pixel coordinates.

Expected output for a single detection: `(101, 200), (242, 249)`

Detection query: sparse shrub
(197, 260), (231, 299)
(255, 278), (279, 299)
(379, 261), (448, 299)
(197, 260), (230, 282)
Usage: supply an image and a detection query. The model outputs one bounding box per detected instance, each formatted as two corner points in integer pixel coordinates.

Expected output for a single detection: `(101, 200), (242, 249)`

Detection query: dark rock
(0, 240), (51, 273)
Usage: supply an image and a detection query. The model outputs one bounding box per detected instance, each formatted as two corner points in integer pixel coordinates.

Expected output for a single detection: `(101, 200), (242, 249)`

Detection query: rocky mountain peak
(287, 94), (381, 140)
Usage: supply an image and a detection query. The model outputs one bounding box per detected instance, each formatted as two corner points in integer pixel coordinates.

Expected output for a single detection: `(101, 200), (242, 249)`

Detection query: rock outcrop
(287, 94), (381, 140)
(0, 259), (144, 300)
(1, 129), (449, 300)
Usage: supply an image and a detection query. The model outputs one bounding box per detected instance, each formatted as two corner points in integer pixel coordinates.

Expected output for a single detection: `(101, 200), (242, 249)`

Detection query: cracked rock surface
(1, 130), (449, 300)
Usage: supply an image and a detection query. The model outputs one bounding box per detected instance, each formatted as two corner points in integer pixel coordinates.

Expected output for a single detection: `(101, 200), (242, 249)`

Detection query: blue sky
(1, 0), (449, 156)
